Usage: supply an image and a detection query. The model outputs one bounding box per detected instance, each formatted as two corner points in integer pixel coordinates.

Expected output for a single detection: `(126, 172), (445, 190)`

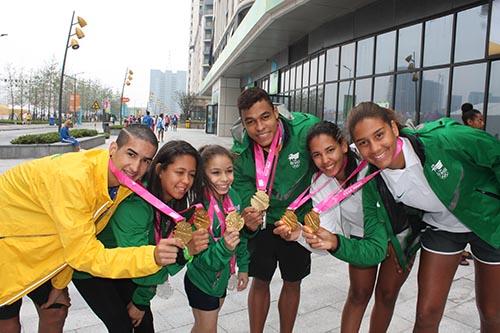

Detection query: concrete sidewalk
(1, 127), (480, 332)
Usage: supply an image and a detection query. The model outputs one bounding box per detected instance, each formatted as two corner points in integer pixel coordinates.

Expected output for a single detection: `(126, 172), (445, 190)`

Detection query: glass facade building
(255, 2), (500, 138)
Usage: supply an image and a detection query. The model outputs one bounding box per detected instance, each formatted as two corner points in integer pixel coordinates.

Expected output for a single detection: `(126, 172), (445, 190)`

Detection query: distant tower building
(188, 0), (214, 94)
(148, 69), (187, 115)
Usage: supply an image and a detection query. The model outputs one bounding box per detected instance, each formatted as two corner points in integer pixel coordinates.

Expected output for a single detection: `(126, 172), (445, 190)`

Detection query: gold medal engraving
(280, 209), (299, 231)
(225, 211), (245, 231)
(250, 190), (270, 211)
(174, 221), (193, 245)
(193, 207), (210, 230)
(304, 210), (321, 233)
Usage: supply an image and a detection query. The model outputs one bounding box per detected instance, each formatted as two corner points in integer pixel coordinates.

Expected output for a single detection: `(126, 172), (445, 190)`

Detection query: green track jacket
(186, 188), (250, 297)
(232, 112), (320, 229)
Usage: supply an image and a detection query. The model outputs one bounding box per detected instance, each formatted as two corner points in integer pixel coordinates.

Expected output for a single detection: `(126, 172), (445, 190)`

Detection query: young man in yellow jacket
(0, 124), (184, 332)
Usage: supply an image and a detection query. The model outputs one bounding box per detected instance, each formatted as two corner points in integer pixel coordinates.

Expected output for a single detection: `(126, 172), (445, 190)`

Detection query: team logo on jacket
(431, 160), (449, 179)
(288, 152), (300, 169)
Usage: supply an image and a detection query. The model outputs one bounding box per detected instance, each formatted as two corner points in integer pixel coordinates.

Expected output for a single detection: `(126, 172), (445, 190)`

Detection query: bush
(11, 129), (99, 144)
(0, 119), (47, 125)
(110, 124), (124, 130)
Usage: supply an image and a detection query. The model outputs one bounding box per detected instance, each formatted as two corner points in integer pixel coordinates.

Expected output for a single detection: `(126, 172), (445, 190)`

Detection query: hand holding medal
(193, 206), (211, 230)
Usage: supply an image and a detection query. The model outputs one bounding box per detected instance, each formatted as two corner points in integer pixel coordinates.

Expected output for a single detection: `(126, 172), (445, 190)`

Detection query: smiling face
(108, 137), (157, 186)
(241, 99), (279, 150)
(352, 117), (404, 170)
(309, 134), (348, 179)
(157, 154), (197, 201)
(204, 154), (234, 199)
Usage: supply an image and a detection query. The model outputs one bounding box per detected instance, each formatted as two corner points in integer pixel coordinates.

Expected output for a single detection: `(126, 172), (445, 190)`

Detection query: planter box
(0, 135), (106, 159)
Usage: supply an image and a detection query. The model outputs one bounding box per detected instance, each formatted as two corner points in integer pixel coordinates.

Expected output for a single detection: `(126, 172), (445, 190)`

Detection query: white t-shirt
(380, 137), (469, 232)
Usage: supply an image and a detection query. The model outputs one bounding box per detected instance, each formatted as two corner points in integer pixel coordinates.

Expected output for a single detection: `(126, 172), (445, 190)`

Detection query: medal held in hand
(193, 207), (211, 230)
(250, 190), (270, 211)
(280, 209), (300, 231)
(304, 210), (321, 233)
(225, 210), (245, 231)
(174, 221), (193, 245)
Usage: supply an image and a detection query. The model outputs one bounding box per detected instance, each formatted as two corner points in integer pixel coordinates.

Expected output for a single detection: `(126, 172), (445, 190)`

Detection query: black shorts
(184, 274), (226, 311)
(421, 225), (500, 264)
(0, 281), (54, 320)
(248, 225), (311, 282)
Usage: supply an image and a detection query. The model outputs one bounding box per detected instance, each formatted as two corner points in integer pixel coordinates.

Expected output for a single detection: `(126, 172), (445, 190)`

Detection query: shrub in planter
(11, 129), (99, 144)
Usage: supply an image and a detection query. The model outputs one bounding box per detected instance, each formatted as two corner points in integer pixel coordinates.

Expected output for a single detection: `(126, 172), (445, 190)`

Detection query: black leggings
(73, 277), (154, 333)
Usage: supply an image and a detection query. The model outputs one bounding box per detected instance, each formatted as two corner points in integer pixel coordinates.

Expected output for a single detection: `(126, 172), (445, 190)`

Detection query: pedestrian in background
(59, 119), (80, 152)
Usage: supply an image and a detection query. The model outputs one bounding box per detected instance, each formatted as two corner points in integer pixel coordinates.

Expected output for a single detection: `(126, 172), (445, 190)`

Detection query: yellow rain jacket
(0, 149), (161, 306)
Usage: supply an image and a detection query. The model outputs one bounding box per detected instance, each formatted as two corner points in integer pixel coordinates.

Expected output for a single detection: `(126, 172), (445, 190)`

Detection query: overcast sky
(0, 0), (190, 107)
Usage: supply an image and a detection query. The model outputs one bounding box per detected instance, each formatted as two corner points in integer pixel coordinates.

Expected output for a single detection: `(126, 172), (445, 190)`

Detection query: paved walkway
(1, 126), (480, 332)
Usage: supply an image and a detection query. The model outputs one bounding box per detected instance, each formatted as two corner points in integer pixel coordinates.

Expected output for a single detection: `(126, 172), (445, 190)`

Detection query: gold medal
(304, 210), (321, 233)
(193, 207), (210, 230)
(225, 211), (245, 231)
(174, 221), (193, 245)
(250, 190), (270, 211)
(280, 209), (299, 231)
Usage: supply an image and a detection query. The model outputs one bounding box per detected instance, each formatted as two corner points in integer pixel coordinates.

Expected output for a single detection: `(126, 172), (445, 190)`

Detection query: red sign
(121, 97), (130, 103)
(69, 94), (81, 112)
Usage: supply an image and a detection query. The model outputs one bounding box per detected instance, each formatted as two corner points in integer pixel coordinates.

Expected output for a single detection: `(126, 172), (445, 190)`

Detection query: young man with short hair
(0, 124), (183, 332)
(232, 87), (319, 333)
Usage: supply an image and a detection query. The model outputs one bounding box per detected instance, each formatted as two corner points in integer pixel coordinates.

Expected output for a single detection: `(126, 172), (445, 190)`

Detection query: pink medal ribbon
(108, 160), (184, 244)
(253, 121), (284, 193)
(207, 192), (238, 274)
(313, 138), (404, 214)
(287, 158), (349, 211)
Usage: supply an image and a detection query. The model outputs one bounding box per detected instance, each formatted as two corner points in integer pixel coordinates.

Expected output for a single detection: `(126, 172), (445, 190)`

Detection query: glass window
(325, 48), (339, 82)
(450, 63), (486, 123)
(374, 75), (394, 109)
(338, 81), (354, 126)
(397, 23), (422, 70)
(296, 63), (303, 89)
(375, 31), (396, 74)
(455, 5), (488, 63)
(310, 57), (318, 85)
(301, 88), (309, 113)
(395, 72), (420, 123)
(303, 61), (310, 87)
(490, 0), (500, 56)
(317, 84), (324, 118)
(340, 43), (355, 80)
(290, 66), (296, 90)
(354, 78), (372, 105)
(318, 54), (325, 83)
(309, 87), (318, 117)
(290, 91), (296, 112)
(284, 69), (289, 92)
(486, 61), (500, 138)
(324, 83), (337, 122)
(280, 71), (285, 93)
(356, 37), (374, 77)
(421, 68), (449, 122)
(424, 15), (453, 67)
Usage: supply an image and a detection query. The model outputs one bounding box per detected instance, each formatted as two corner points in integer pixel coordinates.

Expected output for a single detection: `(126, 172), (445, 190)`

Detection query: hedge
(11, 129), (99, 144)
(0, 119), (47, 125)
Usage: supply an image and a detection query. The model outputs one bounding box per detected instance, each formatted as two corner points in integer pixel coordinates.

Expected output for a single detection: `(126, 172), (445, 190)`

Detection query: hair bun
(461, 103), (473, 113)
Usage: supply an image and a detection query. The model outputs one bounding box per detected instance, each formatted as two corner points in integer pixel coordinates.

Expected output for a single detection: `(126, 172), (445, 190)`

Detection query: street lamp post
(57, 11), (87, 131)
(119, 68), (133, 125)
(405, 52), (419, 120)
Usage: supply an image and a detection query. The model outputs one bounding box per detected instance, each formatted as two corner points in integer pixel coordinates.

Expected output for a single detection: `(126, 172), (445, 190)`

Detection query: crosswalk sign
(92, 100), (101, 110)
